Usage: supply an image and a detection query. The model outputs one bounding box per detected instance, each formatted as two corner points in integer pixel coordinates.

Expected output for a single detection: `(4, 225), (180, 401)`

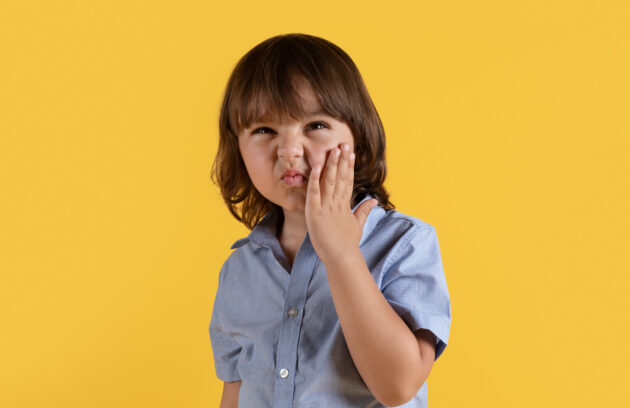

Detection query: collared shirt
(209, 194), (452, 407)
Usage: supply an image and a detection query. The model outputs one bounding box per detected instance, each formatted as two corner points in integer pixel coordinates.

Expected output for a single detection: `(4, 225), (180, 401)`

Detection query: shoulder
(216, 237), (256, 284)
(367, 207), (440, 268)
(382, 208), (435, 231)
(373, 207), (437, 244)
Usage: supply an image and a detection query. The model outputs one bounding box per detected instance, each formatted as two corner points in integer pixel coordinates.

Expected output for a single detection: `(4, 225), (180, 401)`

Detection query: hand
(305, 143), (378, 264)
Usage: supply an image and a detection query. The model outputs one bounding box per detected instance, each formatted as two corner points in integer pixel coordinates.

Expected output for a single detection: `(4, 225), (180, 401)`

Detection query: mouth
(280, 168), (308, 183)
(281, 174), (307, 186)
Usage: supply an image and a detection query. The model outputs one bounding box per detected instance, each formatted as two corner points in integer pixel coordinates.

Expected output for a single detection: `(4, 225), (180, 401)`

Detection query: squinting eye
(252, 127), (273, 134)
(251, 122), (328, 135)
(309, 122), (328, 130)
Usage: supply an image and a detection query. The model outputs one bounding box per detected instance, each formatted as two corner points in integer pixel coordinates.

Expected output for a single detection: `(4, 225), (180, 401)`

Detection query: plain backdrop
(1, 0), (628, 407)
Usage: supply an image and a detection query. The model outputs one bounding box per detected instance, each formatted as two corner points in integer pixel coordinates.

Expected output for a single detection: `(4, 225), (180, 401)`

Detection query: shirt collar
(230, 193), (385, 250)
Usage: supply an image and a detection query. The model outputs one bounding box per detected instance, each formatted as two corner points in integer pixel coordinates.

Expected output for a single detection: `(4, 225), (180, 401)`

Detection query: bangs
(236, 74), (315, 131)
(225, 35), (355, 136)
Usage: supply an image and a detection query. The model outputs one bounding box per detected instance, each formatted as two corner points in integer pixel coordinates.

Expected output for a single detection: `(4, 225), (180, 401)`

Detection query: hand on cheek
(305, 143), (378, 264)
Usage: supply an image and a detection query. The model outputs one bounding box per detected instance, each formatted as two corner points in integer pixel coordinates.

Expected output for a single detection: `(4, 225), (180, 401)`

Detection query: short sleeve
(209, 264), (242, 382)
(380, 225), (452, 361)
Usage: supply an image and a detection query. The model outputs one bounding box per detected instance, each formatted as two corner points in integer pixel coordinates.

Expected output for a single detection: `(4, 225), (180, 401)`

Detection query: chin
(278, 194), (306, 212)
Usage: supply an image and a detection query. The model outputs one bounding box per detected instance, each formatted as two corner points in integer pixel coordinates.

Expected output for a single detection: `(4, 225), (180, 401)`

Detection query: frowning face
(237, 84), (355, 212)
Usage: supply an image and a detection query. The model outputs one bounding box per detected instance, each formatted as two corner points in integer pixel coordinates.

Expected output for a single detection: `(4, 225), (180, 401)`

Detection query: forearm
(321, 249), (423, 406)
(220, 381), (241, 408)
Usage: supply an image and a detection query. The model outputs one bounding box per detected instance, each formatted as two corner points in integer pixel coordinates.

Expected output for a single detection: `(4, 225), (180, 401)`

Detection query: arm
(414, 328), (437, 386)
(219, 380), (241, 408)
(321, 250), (436, 407)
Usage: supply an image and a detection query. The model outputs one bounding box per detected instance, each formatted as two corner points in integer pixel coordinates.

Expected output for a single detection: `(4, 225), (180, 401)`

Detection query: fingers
(344, 150), (355, 202)
(333, 144), (351, 201)
(322, 147), (340, 203)
(313, 143), (355, 209)
(307, 163), (322, 209)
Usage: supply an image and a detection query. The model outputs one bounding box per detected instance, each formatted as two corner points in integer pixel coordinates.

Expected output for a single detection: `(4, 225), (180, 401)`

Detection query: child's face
(238, 84), (355, 212)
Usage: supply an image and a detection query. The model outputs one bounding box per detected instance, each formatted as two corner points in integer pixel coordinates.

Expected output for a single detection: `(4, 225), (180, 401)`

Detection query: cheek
(250, 152), (270, 168)
(339, 125), (355, 152)
(241, 145), (270, 168)
(308, 144), (332, 168)
(309, 138), (353, 167)
(240, 150), (268, 184)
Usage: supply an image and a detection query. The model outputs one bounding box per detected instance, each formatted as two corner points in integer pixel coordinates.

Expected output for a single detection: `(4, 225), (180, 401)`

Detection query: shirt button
(279, 368), (289, 378)
(287, 307), (298, 317)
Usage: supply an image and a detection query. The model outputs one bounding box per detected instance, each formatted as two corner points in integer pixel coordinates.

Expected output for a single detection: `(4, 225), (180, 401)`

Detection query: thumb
(355, 199), (378, 228)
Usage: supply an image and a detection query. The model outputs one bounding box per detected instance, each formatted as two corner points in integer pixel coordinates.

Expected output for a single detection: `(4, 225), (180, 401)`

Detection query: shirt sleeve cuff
(385, 298), (451, 361)
(214, 362), (242, 382)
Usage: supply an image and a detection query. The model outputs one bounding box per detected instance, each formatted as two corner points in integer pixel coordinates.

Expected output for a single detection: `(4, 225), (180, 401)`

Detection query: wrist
(320, 247), (365, 271)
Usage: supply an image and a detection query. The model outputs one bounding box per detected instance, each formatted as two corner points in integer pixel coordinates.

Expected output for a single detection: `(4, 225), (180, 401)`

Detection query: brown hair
(210, 33), (395, 230)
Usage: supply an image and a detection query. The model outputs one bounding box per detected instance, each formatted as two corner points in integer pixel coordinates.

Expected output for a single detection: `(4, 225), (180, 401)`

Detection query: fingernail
(342, 144), (349, 151)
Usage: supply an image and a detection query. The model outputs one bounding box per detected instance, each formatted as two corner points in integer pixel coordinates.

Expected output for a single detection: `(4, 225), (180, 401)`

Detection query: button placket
(272, 235), (317, 406)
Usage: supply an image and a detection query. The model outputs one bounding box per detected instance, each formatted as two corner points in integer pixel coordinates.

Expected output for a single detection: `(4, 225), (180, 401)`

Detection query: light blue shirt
(209, 194), (452, 407)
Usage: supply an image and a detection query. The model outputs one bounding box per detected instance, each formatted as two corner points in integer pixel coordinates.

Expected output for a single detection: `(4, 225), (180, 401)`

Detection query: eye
(308, 121), (328, 130)
(252, 127), (274, 134)
(250, 122), (328, 135)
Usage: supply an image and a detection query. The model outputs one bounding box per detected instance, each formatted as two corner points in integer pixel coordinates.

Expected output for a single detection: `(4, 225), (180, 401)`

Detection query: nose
(277, 131), (305, 161)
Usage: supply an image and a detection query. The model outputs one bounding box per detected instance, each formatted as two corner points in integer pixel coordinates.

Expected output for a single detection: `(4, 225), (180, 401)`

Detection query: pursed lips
(280, 170), (308, 179)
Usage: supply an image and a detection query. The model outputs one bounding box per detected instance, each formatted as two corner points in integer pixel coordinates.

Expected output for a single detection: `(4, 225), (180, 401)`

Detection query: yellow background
(1, 0), (628, 406)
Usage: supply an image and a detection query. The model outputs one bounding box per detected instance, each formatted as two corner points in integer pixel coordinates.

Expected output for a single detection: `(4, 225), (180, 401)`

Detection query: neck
(278, 208), (307, 243)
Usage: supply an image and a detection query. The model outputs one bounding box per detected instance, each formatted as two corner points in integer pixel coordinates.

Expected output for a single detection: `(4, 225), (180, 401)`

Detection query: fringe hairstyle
(211, 33), (395, 230)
